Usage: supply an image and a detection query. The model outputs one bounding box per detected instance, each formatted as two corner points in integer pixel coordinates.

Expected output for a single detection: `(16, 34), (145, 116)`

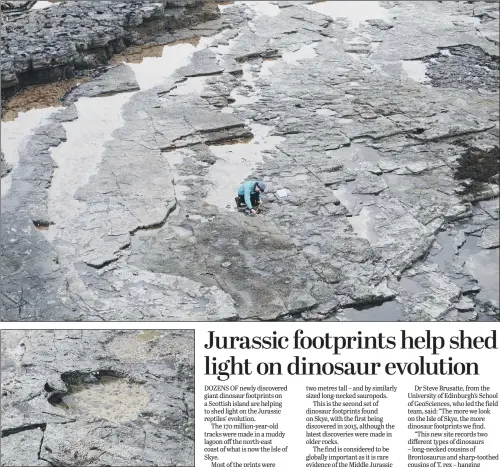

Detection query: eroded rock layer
(0, 330), (194, 466)
(1, 0), (221, 98)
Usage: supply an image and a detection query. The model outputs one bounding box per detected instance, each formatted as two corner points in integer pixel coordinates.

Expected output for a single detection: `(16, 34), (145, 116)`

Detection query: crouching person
(235, 180), (266, 215)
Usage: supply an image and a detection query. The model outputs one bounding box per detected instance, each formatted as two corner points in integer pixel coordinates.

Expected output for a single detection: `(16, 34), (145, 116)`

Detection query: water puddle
(204, 123), (284, 209)
(333, 185), (359, 213)
(330, 301), (406, 321)
(1, 107), (61, 196)
(32, 1), (55, 9)
(460, 235), (499, 304)
(47, 93), (132, 240)
(399, 276), (427, 294)
(230, 63), (261, 105)
(111, 38), (201, 67)
(218, 1), (235, 12)
(282, 43), (317, 65)
(127, 38), (212, 90)
(307, 1), (390, 29)
(164, 149), (196, 202)
(46, 36), (228, 238)
(58, 375), (149, 424)
(259, 59), (277, 77)
(316, 108), (337, 116)
(429, 229), (461, 270)
(1, 78), (87, 122)
(328, 144), (381, 171)
(401, 60), (430, 83)
(237, 1), (280, 17)
(347, 205), (380, 243)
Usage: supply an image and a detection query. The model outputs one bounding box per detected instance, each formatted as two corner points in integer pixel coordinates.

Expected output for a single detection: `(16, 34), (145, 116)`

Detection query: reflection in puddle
(238, 1), (280, 17)
(47, 93), (133, 240)
(259, 59), (277, 77)
(32, 1), (54, 9)
(316, 108), (337, 116)
(334, 185), (359, 214)
(111, 44), (165, 65)
(1, 107), (61, 196)
(402, 60), (430, 83)
(218, 1), (235, 12)
(330, 301), (406, 321)
(111, 38), (201, 66)
(60, 376), (149, 424)
(429, 230), (456, 270)
(1, 78), (87, 122)
(399, 276), (427, 294)
(429, 226), (499, 309)
(307, 1), (390, 29)
(348, 205), (380, 243)
(282, 43), (317, 65)
(164, 149), (195, 202)
(464, 248), (499, 305)
(127, 38), (212, 90)
(204, 123), (284, 209)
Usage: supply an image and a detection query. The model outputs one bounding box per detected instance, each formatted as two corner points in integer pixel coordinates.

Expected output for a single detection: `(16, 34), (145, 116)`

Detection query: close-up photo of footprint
(0, 330), (194, 466)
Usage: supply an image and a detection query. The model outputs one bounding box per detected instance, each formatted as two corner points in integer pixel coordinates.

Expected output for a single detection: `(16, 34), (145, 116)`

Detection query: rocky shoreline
(1, 0), (223, 99)
(1, 1), (498, 322)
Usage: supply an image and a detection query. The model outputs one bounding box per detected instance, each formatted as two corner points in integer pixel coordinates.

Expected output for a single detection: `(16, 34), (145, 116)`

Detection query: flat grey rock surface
(0, 330), (194, 466)
(64, 65), (140, 104)
(1, 1), (498, 322)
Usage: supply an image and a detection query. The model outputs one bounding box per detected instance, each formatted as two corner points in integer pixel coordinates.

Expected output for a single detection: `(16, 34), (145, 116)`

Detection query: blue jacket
(238, 180), (263, 209)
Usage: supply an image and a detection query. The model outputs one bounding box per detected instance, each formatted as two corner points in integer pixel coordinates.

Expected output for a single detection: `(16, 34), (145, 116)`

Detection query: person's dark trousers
(237, 193), (259, 208)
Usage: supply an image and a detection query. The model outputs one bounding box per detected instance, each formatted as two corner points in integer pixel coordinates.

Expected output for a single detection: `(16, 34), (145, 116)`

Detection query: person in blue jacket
(235, 180), (266, 214)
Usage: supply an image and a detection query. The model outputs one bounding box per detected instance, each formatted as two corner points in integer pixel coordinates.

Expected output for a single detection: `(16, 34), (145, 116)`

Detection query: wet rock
(0, 427), (46, 467)
(178, 49), (224, 77)
(2, 122), (67, 224)
(478, 224), (500, 249)
(1, 0), (498, 322)
(1, 150), (12, 177)
(1, 1), (36, 13)
(455, 146), (499, 184)
(49, 103), (78, 122)
(352, 171), (388, 195)
(64, 64), (140, 104)
(423, 45), (499, 92)
(1, 0), (220, 98)
(455, 296), (475, 312)
(0, 330), (194, 466)
(366, 19), (393, 30)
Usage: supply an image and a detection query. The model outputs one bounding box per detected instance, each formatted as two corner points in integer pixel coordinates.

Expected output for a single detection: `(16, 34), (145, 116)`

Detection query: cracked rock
(64, 64), (140, 104)
(0, 330), (194, 466)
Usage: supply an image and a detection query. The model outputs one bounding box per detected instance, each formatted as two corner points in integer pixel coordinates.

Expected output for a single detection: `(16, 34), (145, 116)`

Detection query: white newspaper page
(198, 322), (499, 467)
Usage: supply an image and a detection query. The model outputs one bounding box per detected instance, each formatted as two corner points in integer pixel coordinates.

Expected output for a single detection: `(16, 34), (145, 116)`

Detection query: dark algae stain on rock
(455, 146), (499, 183)
(0, 330), (194, 466)
(423, 45), (500, 91)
